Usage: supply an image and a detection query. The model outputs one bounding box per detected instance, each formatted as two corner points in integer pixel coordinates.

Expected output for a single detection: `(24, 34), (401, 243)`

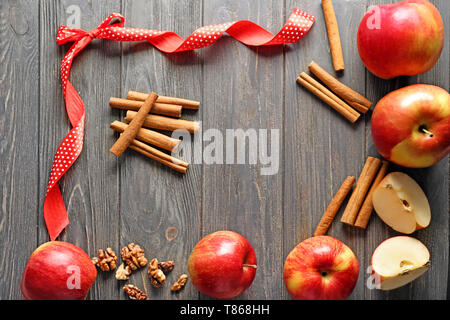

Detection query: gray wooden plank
(38, 0), (122, 299)
(0, 0), (40, 300)
(364, 0), (449, 300)
(1, 0), (447, 301)
(120, 0), (202, 300)
(325, 0), (369, 300)
(201, 0), (285, 299)
(283, 0), (367, 300)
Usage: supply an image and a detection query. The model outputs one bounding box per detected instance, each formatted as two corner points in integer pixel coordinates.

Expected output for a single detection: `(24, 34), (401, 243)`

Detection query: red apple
(187, 230), (257, 299)
(357, 0), (444, 79)
(372, 84), (450, 168)
(283, 236), (359, 300)
(21, 241), (97, 300)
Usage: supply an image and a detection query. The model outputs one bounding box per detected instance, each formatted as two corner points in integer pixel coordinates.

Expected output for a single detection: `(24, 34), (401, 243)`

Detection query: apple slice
(371, 236), (430, 290)
(372, 172), (431, 234)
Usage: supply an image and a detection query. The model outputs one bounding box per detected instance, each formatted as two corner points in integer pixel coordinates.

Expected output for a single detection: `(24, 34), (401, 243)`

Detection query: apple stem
(419, 126), (434, 137)
(243, 264), (258, 269)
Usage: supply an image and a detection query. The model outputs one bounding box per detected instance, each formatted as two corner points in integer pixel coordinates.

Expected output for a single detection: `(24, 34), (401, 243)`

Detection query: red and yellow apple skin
(371, 84), (450, 168)
(283, 236), (359, 300)
(357, 0), (444, 79)
(188, 230), (257, 299)
(21, 241), (97, 300)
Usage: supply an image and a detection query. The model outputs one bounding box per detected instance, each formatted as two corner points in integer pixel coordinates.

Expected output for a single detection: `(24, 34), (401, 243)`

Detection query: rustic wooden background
(0, 0), (448, 300)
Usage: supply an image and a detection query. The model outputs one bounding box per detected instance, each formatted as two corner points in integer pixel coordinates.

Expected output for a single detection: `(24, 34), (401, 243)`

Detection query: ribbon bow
(56, 13), (125, 44)
(44, 9), (315, 241)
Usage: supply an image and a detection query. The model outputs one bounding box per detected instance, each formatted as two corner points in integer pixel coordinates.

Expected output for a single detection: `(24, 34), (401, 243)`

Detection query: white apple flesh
(371, 236), (430, 290)
(372, 172), (431, 234)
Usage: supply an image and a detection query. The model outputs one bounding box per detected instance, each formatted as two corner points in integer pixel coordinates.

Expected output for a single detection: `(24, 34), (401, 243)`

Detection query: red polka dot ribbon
(44, 9), (315, 240)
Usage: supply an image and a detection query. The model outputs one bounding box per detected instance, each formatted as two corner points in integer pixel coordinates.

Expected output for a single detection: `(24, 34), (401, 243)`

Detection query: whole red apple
(283, 236), (359, 300)
(21, 241), (97, 300)
(357, 0), (444, 79)
(372, 84), (450, 168)
(187, 230), (257, 299)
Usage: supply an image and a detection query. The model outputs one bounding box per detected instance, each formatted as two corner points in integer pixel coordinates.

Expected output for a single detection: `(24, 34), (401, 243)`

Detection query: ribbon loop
(98, 13), (125, 29)
(56, 26), (89, 44)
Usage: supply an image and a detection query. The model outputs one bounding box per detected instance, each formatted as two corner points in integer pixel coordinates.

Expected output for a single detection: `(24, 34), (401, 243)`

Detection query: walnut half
(158, 260), (175, 274)
(171, 274), (188, 292)
(148, 258), (166, 288)
(92, 248), (118, 271)
(121, 243), (148, 270)
(115, 263), (132, 280)
(123, 284), (147, 300)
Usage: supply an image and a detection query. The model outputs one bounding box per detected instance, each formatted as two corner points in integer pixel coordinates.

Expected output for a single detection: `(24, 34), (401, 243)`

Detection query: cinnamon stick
(340, 157), (382, 225)
(131, 139), (188, 169)
(297, 73), (360, 123)
(321, 0), (345, 71)
(298, 72), (360, 122)
(125, 110), (200, 134)
(110, 92), (158, 157)
(130, 145), (187, 174)
(314, 176), (356, 236)
(128, 91), (200, 110)
(109, 97), (182, 118)
(128, 138), (188, 173)
(308, 61), (372, 113)
(354, 161), (389, 229)
(110, 121), (180, 152)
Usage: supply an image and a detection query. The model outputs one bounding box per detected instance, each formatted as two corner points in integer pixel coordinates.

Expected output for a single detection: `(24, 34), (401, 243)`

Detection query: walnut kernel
(123, 284), (147, 300)
(148, 258), (166, 288)
(171, 274), (188, 292)
(158, 260), (175, 274)
(92, 247), (118, 271)
(121, 243), (148, 270)
(115, 263), (132, 280)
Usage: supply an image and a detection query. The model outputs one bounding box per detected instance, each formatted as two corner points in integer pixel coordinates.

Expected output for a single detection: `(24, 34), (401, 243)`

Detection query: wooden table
(1, 0), (448, 300)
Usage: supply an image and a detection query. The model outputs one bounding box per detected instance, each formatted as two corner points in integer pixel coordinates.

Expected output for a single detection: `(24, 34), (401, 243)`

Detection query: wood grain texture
(0, 0), (448, 300)
(38, 0), (122, 299)
(0, 0), (39, 300)
(119, 0), (202, 300)
(284, 0), (367, 300)
(201, 0), (285, 299)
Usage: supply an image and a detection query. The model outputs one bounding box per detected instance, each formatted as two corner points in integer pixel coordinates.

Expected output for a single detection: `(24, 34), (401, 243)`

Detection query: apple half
(372, 172), (431, 234)
(371, 236), (430, 290)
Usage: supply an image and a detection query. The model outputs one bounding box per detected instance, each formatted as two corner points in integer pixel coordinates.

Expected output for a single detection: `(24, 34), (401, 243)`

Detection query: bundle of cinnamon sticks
(297, 61), (372, 123)
(314, 156), (389, 236)
(109, 90), (200, 173)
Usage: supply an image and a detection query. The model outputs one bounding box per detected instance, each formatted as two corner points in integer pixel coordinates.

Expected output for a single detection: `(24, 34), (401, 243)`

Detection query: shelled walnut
(115, 263), (132, 280)
(148, 258), (166, 288)
(91, 248), (118, 271)
(123, 284), (147, 300)
(121, 243), (148, 270)
(158, 260), (175, 274)
(170, 274), (188, 292)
